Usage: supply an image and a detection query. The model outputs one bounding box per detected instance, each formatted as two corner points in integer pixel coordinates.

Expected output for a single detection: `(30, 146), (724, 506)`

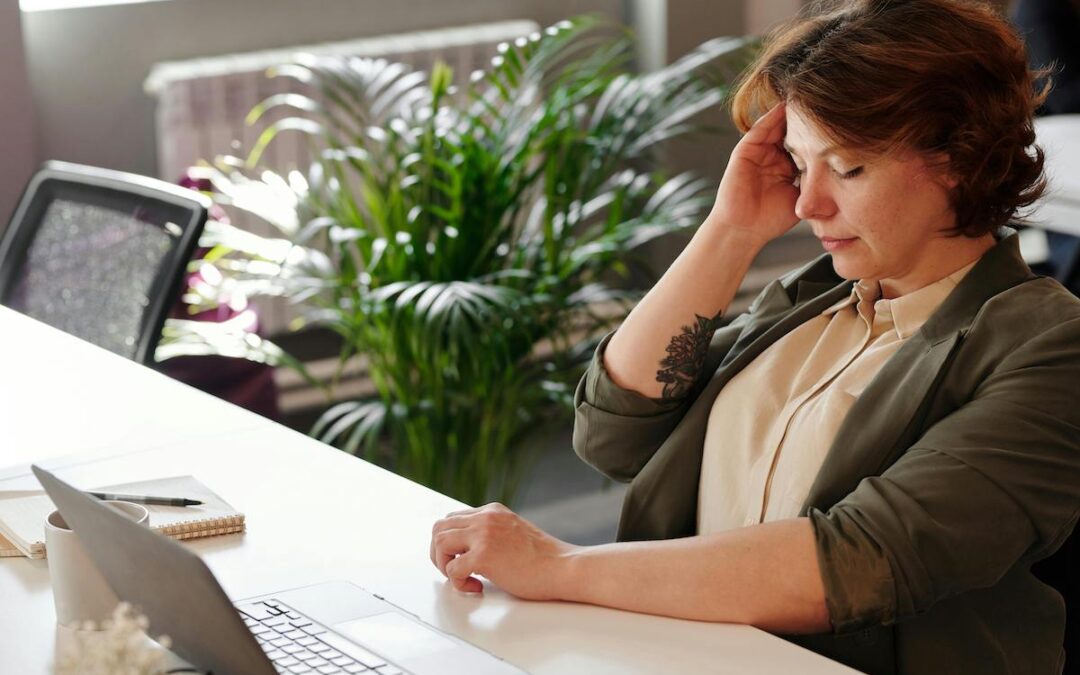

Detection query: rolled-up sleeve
(572, 282), (783, 483)
(572, 332), (692, 482)
(809, 318), (1080, 633)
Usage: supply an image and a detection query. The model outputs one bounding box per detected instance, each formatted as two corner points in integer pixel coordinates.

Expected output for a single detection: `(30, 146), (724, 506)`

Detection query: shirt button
(744, 517), (756, 527)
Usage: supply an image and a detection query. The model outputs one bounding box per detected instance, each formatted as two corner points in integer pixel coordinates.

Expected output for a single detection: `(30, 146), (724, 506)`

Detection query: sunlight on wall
(20, 0), (167, 12)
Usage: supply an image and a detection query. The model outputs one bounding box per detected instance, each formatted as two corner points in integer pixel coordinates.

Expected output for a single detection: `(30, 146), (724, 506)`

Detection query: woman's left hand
(430, 503), (580, 600)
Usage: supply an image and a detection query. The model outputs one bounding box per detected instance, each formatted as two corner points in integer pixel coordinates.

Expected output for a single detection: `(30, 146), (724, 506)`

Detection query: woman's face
(783, 104), (960, 292)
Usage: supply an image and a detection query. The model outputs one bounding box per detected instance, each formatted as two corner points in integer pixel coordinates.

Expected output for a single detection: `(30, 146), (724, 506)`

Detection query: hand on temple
(705, 101), (801, 246)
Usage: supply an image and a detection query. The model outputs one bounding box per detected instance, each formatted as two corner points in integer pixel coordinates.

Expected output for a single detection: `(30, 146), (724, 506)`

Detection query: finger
(430, 515), (476, 567)
(745, 102), (787, 144)
(445, 554), (484, 594)
(434, 515), (474, 532)
(433, 528), (472, 577)
(736, 109), (790, 169)
(752, 101), (785, 126)
(445, 507), (480, 518)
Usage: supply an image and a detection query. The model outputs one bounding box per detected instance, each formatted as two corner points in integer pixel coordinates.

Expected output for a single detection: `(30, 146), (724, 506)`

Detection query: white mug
(45, 500), (150, 628)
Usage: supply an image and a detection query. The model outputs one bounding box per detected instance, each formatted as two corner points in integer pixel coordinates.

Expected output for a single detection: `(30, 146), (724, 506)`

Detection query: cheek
(842, 187), (912, 248)
(844, 206), (891, 247)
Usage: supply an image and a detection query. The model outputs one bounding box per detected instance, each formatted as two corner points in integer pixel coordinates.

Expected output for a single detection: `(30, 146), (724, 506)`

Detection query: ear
(925, 151), (959, 190)
(938, 166), (960, 190)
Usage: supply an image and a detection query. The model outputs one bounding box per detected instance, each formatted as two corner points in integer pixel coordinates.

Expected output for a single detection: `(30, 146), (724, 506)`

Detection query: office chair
(0, 161), (210, 366)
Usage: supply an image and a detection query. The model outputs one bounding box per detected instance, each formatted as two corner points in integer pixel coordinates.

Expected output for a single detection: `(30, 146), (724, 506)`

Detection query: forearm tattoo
(655, 312), (724, 403)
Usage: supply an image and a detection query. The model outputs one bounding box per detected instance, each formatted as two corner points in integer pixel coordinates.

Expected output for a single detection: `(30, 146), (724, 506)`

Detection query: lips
(819, 236), (856, 252)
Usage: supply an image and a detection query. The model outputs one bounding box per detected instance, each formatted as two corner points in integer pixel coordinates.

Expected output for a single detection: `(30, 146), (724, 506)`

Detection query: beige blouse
(697, 262), (976, 535)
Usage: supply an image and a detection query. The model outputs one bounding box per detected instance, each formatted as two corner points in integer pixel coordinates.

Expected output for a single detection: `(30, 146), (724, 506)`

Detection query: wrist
(551, 544), (588, 603)
(699, 216), (771, 253)
(695, 219), (769, 269)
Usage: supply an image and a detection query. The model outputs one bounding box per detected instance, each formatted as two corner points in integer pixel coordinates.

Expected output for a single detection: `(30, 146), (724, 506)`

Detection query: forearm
(557, 518), (831, 634)
(603, 220), (765, 400)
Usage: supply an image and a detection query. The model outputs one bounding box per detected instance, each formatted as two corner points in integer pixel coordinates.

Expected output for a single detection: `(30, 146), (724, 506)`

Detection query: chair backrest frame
(0, 161), (210, 365)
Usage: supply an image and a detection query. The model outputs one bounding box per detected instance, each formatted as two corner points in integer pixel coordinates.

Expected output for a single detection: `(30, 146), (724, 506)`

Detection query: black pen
(87, 491), (203, 507)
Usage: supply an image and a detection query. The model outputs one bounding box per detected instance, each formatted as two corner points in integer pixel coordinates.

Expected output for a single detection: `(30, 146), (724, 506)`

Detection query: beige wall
(20, 0), (622, 180)
(12, 0), (795, 192)
(745, 0), (804, 35)
(4, 0), (767, 296)
(665, 0), (745, 170)
(5, 0), (1017, 203)
(0, 0), (39, 224)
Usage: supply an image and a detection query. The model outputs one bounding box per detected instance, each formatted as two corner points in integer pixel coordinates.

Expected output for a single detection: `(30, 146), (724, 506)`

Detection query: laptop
(33, 465), (526, 675)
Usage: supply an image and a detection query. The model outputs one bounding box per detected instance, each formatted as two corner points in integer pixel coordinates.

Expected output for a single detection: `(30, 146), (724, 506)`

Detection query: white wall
(0, 0), (39, 223)
(19, 0), (622, 180)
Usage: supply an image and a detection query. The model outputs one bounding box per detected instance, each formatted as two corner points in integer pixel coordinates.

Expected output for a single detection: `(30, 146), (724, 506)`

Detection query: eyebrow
(782, 141), (847, 159)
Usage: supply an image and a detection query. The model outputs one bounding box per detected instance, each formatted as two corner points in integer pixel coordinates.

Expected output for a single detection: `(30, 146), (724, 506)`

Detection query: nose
(794, 169), (837, 221)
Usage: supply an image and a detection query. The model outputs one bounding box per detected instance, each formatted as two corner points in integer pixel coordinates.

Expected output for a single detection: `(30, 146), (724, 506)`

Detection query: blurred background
(0, 0), (1026, 546)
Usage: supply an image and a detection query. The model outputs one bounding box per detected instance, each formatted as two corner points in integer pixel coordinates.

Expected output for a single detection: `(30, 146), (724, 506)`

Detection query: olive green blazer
(572, 229), (1080, 675)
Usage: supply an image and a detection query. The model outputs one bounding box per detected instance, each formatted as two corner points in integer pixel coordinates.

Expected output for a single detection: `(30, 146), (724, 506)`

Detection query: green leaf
(185, 15), (748, 504)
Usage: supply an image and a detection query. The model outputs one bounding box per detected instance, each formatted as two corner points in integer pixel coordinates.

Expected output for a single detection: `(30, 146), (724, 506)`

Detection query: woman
(429, 1), (1080, 673)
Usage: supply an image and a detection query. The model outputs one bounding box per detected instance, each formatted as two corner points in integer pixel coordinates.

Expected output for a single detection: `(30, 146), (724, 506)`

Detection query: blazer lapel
(712, 281), (852, 387)
(619, 276), (851, 541)
(802, 228), (1037, 513)
(796, 279), (845, 305)
(801, 330), (966, 511)
(619, 227), (1035, 542)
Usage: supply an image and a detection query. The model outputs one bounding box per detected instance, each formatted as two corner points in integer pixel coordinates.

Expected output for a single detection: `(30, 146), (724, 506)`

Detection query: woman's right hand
(705, 102), (801, 247)
(599, 105), (801, 399)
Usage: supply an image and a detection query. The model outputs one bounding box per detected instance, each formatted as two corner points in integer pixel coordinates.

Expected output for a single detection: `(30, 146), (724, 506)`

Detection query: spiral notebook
(0, 475), (245, 559)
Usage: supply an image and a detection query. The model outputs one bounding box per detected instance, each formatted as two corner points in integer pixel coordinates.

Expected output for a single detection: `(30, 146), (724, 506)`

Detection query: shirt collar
(822, 280), (869, 316)
(821, 260), (979, 339)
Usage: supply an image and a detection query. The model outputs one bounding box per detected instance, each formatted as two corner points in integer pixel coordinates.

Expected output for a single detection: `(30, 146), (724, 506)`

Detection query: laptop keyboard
(237, 599), (409, 675)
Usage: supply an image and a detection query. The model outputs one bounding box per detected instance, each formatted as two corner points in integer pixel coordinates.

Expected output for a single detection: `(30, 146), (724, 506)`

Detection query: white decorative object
(53, 602), (172, 675)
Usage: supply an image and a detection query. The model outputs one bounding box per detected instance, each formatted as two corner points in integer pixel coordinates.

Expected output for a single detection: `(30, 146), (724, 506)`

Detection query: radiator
(144, 20), (539, 335)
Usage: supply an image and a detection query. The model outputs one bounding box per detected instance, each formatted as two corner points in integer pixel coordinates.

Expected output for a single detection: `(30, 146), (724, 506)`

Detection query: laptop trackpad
(334, 611), (458, 663)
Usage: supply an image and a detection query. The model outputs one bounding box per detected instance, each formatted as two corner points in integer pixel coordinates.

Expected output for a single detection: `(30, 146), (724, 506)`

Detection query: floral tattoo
(655, 312), (724, 403)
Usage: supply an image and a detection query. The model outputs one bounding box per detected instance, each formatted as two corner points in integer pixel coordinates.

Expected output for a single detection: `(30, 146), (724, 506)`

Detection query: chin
(829, 252), (871, 281)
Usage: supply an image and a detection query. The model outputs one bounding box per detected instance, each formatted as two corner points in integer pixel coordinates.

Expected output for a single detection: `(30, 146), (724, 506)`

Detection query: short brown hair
(730, 0), (1049, 237)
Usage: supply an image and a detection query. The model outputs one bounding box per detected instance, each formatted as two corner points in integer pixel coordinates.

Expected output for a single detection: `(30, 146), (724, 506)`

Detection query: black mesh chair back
(0, 161), (210, 365)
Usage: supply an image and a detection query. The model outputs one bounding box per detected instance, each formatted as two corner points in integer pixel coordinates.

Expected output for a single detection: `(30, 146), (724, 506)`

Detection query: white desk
(1028, 115), (1080, 237)
(0, 306), (856, 674)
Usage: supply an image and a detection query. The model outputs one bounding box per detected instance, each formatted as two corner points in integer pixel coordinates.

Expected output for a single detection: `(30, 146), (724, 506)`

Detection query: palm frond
(174, 17), (756, 504)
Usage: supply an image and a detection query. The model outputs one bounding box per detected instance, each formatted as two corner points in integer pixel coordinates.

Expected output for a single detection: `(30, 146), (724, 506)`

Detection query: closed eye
(791, 166), (863, 179)
(790, 165), (861, 189)
(785, 147), (863, 180)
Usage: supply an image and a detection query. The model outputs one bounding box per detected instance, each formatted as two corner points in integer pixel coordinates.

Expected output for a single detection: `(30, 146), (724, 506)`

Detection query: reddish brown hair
(730, 0), (1050, 237)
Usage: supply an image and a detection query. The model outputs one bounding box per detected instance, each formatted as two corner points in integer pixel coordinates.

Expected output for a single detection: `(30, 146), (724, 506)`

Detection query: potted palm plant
(160, 16), (753, 505)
